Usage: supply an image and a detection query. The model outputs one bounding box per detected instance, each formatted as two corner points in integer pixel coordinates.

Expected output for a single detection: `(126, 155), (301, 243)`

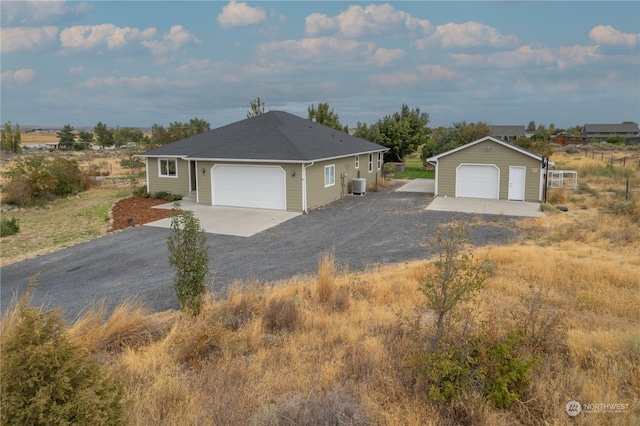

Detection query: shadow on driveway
(0, 183), (524, 320)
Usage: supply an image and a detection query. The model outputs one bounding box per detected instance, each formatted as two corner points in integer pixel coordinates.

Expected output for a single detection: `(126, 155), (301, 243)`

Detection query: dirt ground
(110, 197), (173, 231)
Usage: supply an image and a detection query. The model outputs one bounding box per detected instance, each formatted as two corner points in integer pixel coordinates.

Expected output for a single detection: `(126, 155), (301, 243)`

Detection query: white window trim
(377, 152), (382, 170)
(368, 153), (373, 173)
(158, 158), (178, 178)
(354, 155), (359, 169)
(324, 164), (335, 187)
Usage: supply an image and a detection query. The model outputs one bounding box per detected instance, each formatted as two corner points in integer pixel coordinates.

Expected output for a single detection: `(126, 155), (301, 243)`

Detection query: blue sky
(1, 1), (639, 130)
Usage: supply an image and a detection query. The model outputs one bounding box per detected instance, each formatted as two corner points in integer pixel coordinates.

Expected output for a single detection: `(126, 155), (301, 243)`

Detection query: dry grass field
(2, 146), (639, 425)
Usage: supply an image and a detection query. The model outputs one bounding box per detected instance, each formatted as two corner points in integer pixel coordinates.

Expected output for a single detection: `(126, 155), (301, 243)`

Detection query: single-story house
(490, 125), (525, 142)
(138, 111), (388, 213)
(582, 123), (640, 140)
(426, 136), (553, 202)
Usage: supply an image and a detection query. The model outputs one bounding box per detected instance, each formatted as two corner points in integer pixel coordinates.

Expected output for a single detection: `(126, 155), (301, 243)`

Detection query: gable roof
(582, 123), (640, 134)
(490, 125), (525, 137)
(426, 136), (554, 165)
(139, 111), (387, 163)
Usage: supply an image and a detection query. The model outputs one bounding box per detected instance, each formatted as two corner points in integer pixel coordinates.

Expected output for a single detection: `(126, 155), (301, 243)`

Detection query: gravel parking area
(1, 182), (520, 320)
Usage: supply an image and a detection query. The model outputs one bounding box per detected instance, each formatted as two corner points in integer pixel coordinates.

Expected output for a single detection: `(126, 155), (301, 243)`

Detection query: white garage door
(456, 164), (499, 199)
(212, 165), (286, 210)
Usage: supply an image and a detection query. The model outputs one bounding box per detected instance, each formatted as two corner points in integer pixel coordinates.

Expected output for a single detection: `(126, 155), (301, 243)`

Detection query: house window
(377, 152), (382, 170)
(368, 154), (373, 172)
(354, 155), (359, 169)
(324, 164), (335, 187)
(159, 158), (177, 177)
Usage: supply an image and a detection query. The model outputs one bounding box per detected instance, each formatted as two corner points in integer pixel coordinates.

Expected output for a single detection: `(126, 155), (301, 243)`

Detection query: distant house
(582, 123), (640, 140)
(490, 125), (525, 142)
(138, 111), (388, 213)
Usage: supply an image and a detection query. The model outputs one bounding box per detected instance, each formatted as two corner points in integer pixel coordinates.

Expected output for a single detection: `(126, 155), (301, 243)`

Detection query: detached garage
(426, 136), (552, 202)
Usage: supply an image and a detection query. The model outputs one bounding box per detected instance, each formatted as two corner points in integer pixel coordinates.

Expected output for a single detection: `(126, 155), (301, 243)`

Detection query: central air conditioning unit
(352, 178), (367, 195)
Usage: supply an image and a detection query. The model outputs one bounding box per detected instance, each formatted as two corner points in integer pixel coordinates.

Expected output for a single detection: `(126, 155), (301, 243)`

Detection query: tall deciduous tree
(356, 104), (429, 163)
(147, 118), (210, 148)
(56, 124), (76, 150)
(308, 103), (348, 132)
(421, 121), (490, 163)
(247, 97), (266, 118)
(1, 122), (22, 153)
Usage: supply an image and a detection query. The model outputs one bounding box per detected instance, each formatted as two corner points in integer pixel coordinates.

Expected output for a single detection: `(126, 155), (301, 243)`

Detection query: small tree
(56, 124), (76, 150)
(167, 203), (210, 316)
(420, 220), (489, 350)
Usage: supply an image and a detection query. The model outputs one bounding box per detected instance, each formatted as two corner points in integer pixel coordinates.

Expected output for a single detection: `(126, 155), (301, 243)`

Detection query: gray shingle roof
(140, 111), (387, 162)
(490, 125), (525, 137)
(582, 123), (640, 134)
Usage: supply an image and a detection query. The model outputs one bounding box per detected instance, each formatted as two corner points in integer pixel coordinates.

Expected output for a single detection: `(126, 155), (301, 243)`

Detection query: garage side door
(212, 165), (286, 210)
(456, 164), (499, 199)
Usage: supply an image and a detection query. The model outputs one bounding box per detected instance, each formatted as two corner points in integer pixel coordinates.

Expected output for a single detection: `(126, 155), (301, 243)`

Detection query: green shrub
(132, 185), (150, 198)
(409, 332), (537, 408)
(152, 191), (182, 202)
(49, 158), (83, 196)
(1, 289), (127, 425)
(0, 217), (20, 237)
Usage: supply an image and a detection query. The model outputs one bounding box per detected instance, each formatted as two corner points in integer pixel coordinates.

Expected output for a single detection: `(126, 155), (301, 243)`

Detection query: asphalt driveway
(1, 183), (523, 321)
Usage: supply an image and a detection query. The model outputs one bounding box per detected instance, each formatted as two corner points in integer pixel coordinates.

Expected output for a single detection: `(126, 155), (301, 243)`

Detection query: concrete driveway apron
(145, 199), (301, 237)
(426, 197), (543, 217)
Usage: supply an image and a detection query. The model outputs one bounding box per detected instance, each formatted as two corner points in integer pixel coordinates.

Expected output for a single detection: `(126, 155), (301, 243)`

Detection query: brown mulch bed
(110, 197), (174, 231)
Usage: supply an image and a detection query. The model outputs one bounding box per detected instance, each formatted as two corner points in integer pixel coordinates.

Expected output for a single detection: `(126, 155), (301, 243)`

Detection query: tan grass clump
(317, 250), (336, 303)
(68, 297), (173, 353)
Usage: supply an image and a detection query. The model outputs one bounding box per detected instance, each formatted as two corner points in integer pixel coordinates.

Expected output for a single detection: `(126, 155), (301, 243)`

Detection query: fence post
(626, 179), (630, 201)
(601, 152), (604, 161)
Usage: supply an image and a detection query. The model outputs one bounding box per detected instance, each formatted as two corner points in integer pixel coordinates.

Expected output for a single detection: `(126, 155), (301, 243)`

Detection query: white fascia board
(426, 136), (550, 164)
(186, 149), (389, 164)
(136, 154), (188, 159)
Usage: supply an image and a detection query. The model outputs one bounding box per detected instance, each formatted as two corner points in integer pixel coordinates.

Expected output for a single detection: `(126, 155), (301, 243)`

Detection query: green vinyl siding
(146, 158), (190, 196)
(437, 140), (543, 201)
(306, 155), (381, 210)
(196, 161), (303, 211)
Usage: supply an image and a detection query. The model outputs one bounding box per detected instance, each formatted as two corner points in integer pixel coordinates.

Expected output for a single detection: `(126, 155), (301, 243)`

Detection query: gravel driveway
(1, 183), (520, 320)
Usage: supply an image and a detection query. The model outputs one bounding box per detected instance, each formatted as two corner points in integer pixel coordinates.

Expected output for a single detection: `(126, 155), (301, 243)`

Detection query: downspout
(145, 158), (150, 192)
(302, 161), (314, 214)
(428, 160), (438, 197)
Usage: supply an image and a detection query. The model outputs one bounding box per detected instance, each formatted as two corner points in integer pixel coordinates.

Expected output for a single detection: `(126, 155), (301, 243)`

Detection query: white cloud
(141, 25), (201, 56)
(368, 48), (405, 67)
(0, 26), (58, 53)
(76, 76), (168, 90)
(589, 25), (639, 47)
(417, 64), (459, 81)
(415, 21), (519, 49)
(258, 37), (373, 62)
(1, 0), (89, 25)
(60, 24), (156, 51)
(217, 0), (266, 28)
(1, 69), (36, 83)
(369, 71), (422, 87)
(452, 44), (600, 70)
(69, 66), (84, 74)
(306, 4), (431, 38)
